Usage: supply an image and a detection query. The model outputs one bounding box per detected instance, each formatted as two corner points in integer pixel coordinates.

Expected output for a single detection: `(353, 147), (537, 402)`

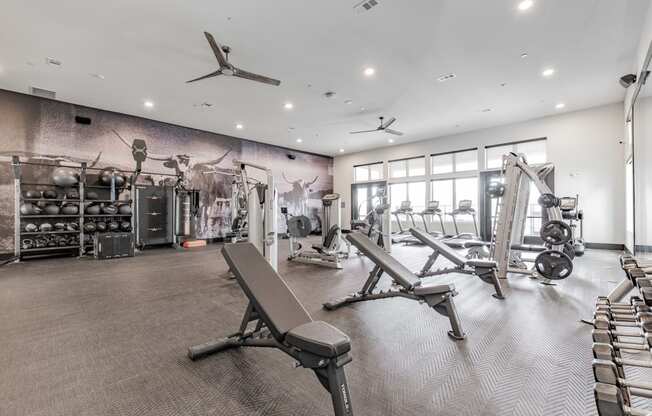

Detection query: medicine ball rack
(11, 156), (134, 261)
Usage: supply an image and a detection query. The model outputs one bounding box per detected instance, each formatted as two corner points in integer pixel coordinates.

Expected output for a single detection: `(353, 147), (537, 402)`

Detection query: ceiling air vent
(437, 73), (456, 82)
(30, 86), (56, 99)
(354, 0), (379, 13)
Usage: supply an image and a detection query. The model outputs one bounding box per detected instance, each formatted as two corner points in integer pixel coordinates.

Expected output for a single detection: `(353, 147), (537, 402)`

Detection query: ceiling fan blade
(384, 128), (404, 136)
(349, 129), (380, 134)
(234, 68), (281, 86)
(204, 31), (228, 68)
(381, 117), (397, 129)
(186, 70), (222, 83)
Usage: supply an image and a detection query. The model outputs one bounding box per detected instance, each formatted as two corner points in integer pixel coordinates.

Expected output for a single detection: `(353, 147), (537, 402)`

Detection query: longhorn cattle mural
(0, 89), (333, 252)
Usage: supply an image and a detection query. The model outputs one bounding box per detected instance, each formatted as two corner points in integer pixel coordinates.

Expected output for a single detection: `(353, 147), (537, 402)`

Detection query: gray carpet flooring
(0, 240), (645, 415)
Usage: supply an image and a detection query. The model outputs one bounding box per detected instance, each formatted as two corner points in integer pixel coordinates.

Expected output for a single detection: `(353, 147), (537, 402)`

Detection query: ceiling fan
(186, 31), (281, 86)
(350, 116), (404, 136)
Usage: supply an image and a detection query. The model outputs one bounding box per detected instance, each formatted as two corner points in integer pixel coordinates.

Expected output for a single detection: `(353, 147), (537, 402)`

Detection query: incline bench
(410, 228), (504, 299)
(324, 232), (465, 340)
(188, 243), (354, 416)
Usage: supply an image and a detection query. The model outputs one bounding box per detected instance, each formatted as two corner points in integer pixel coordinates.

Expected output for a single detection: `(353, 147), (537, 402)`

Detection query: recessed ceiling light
(363, 67), (375, 77)
(236, 123), (244, 129)
(520, 52), (529, 59)
(339, 148), (344, 153)
(517, 0), (534, 11)
(284, 102), (294, 110)
(344, 99), (353, 105)
(542, 68), (555, 77)
(296, 138), (303, 143)
(388, 138), (394, 143)
(555, 103), (565, 109)
(144, 100), (154, 109)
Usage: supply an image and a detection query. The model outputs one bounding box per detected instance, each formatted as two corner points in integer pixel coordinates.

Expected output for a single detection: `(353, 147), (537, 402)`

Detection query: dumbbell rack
(11, 157), (134, 261)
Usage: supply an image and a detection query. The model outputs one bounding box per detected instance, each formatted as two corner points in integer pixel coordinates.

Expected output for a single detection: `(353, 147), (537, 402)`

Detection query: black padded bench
(188, 243), (354, 416)
(410, 228), (504, 299)
(324, 232), (465, 340)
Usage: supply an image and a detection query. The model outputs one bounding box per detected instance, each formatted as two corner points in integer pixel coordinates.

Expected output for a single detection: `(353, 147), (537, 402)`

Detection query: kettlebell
(42, 190), (58, 199)
(61, 204), (79, 215)
(85, 204), (101, 215)
(120, 221), (131, 231)
(83, 222), (97, 233)
(44, 204), (61, 215)
(39, 223), (53, 232)
(24, 223), (38, 232)
(96, 221), (107, 232)
(101, 204), (118, 215)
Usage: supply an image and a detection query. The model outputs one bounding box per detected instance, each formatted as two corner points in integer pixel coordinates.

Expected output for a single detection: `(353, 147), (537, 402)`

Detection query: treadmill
(443, 200), (481, 248)
(391, 200), (420, 244)
(418, 200), (447, 237)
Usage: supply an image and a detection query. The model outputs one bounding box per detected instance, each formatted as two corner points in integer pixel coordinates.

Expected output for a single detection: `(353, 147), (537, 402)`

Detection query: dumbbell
(594, 382), (652, 416)
(593, 360), (652, 398)
(593, 329), (652, 353)
(596, 296), (650, 312)
(594, 310), (652, 328)
(593, 343), (652, 371)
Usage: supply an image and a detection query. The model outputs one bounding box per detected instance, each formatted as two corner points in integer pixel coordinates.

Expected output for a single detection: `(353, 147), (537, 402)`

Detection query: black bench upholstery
(286, 321), (351, 358)
(223, 242), (312, 339)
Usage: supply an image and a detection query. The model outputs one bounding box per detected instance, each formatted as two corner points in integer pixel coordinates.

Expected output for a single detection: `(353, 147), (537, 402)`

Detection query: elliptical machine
(282, 193), (350, 269)
(559, 195), (585, 256)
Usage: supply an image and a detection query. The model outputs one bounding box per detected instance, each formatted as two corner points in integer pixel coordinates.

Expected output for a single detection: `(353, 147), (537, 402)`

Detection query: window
(486, 139), (547, 169)
(389, 181), (426, 212)
(431, 179), (454, 214)
(390, 157), (425, 178)
(354, 162), (383, 182)
(431, 149), (478, 175)
(431, 178), (478, 214)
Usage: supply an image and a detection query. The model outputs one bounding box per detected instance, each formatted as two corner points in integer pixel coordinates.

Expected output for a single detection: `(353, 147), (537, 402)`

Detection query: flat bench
(410, 228), (504, 299)
(188, 242), (354, 416)
(324, 232), (465, 340)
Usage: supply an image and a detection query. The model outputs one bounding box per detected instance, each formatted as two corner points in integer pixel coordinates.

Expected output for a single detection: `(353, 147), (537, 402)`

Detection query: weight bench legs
(314, 360), (354, 416)
(427, 295), (466, 340)
(477, 268), (505, 300)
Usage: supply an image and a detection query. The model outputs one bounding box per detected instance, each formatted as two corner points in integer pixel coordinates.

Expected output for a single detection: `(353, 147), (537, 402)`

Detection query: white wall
(634, 95), (652, 247)
(334, 102), (626, 245)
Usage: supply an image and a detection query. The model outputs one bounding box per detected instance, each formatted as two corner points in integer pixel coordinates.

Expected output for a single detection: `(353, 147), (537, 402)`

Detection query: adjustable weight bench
(188, 243), (354, 416)
(324, 233), (465, 340)
(410, 228), (505, 299)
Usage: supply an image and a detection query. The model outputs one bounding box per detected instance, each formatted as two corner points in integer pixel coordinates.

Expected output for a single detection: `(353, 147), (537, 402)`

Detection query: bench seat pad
(286, 321), (351, 358)
(413, 283), (455, 296)
(467, 259), (497, 269)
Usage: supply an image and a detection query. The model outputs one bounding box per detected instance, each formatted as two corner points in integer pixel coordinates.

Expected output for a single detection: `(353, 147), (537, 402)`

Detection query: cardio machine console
(558, 197), (577, 211)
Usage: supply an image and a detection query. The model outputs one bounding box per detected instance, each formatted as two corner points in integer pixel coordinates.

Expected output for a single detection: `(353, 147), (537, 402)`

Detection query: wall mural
(0, 89), (333, 253)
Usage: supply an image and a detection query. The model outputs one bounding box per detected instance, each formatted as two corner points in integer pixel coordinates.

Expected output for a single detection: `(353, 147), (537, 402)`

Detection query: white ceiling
(0, 0), (648, 156)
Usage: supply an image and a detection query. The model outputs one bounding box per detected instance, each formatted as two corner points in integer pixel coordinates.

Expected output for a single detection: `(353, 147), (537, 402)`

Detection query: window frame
(388, 156), (426, 179)
(485, 138), (547, 169)
(353, 161), (384, 183)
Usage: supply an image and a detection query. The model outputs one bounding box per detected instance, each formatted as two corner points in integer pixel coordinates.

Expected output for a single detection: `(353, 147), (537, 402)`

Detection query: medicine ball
(66, 222), (79, 231)
(84, 222), (96, 233)
(22, 239), (34, 250)
(85, 204), (101, 215)
(52, 167), (79, 187)
(99, 167), (125, 187)
(44, 204), (61, 215)
(118, 204), (132, 215)
(96, 221), (107, 232)
(85, 191), (99, 200)
(54, 222), (65, 230)
(24, 223), (38, 232)
(24, 190), (41, 199)
(61, 204), (79, 215)
(39, 223), (53, 232)
(108, 221), (119, 231)
(101, 204), (118, 215)
(66, 190), (80, 200)
(120, 221), (131, 231)
(42, 190), (57, 199)
(20, 203), (39, 215)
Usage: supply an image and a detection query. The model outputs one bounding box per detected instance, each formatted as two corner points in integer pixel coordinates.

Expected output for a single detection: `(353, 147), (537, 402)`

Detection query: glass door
(351, 181), (386, 222)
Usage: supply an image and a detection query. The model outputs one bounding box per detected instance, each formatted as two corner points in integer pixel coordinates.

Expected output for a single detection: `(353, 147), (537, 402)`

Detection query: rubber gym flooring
(0, 240), (648, 416)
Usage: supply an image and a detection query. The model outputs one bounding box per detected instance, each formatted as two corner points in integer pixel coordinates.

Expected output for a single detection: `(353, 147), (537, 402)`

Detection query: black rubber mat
(0, 241), (643, 415)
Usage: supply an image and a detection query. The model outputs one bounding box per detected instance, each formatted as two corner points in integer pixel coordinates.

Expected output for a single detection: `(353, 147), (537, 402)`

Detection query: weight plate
(534, 250), (573, 280)
(538, 193), (559, 208)
(540, 220), (572, 245)
(563, 242), (575, 260)
(287, 215), (312, 238)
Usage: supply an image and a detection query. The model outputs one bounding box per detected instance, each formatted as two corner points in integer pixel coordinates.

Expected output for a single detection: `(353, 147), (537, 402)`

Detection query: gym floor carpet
(0, 240), (648, 415)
